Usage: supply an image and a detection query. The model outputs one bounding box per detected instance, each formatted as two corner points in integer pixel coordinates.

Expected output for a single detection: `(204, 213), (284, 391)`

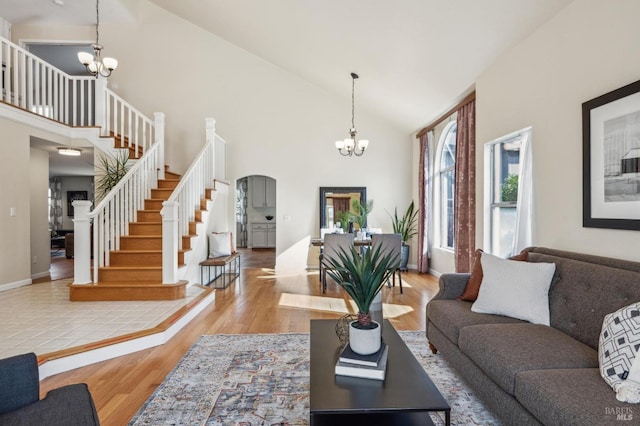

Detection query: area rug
(129, 332), (501, 425)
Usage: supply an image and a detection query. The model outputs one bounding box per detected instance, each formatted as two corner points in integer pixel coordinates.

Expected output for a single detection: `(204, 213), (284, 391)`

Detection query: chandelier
(335, 72), (369, 157)
(77, 0), (118, 78)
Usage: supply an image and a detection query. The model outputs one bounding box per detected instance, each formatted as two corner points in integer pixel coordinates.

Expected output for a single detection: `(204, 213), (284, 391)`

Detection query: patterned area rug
(129, 332), (501, 425)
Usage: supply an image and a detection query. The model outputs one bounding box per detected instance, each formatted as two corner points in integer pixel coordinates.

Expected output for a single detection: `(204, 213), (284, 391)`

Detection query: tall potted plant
(388, 200), (418, 271)
(325, 245), (398, 355)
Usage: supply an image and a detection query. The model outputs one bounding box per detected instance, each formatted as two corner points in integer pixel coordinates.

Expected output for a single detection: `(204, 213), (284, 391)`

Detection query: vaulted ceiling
(1, 0), (573, 134)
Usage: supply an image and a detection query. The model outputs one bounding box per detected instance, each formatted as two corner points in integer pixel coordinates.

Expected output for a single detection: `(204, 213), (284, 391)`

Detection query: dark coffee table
(310, 319), (451, 425)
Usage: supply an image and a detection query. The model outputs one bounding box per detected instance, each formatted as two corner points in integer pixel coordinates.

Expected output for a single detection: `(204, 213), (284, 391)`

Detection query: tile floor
(0, 279), (206, 360)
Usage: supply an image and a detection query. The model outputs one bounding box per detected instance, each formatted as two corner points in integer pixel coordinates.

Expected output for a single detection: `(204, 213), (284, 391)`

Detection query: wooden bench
(199, 252), (241, 289)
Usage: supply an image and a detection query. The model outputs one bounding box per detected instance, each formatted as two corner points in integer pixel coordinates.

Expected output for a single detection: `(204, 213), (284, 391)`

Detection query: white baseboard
(0, 278), (32, 292)
(31, 271), (50, 280)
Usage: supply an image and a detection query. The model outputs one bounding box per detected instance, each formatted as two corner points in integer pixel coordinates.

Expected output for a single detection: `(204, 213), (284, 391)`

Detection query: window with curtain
(484, 127), (532, 257)
(436, 121), (457, 250)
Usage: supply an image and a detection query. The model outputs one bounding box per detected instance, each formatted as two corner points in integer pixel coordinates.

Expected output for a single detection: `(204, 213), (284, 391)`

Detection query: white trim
(31, 271), (50, 280)
(0, 278), (32, 292)
(39, 289), (216, 380)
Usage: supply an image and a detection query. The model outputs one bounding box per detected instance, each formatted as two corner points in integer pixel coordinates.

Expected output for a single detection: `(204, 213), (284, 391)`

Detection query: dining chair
(371, 233), (403, 293)
(319, 233), (354, 293)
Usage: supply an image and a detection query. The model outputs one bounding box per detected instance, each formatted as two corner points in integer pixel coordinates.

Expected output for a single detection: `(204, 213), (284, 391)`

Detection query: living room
(1, 0), (639, 424)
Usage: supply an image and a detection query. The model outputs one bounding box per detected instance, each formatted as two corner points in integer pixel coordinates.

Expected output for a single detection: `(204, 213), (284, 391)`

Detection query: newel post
(205, 117), (216, 184)
(72, 201), (93, 284)
(94, 77), (108, 133)
(161, 200), (179, 284)
(155, 112), (165, 180)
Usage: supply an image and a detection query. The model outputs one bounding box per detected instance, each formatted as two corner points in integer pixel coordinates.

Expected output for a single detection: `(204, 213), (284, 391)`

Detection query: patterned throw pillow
(599, 302), (640, 403)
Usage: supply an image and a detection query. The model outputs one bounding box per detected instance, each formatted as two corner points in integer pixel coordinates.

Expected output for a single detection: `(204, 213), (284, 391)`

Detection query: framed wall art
(67, 190), (88, 217)
(583, 79), (640, 231)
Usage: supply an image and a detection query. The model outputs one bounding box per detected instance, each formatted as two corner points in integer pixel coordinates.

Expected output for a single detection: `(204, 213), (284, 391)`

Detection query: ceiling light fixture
(335, 72), (369, 157)
(58, 147), (82, 156)
(77, 0), (118, 78)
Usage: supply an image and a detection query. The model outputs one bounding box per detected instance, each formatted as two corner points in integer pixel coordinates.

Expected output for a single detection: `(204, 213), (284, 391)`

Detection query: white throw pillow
(471, 252), (556, 325)
(599, 302), (640, 403)
(209, 232), (232, 258)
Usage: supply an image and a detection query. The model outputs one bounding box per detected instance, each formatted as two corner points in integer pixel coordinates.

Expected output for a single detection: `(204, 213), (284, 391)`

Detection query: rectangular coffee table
(310, 319), (451, 425)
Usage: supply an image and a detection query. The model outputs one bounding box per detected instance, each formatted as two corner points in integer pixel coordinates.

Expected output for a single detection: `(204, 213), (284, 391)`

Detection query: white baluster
(161, 201), (179, 284)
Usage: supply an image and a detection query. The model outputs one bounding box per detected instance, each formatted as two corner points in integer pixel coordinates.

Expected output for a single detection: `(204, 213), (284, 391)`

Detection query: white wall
(12, 1), (413, 265)
(0, 117), (72, 288)
(29, 147), (50, 279)
(476, 0), (640, 261)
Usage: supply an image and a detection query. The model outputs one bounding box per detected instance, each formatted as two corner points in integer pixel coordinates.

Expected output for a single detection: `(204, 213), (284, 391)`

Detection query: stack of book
(334, 342), (388, 380)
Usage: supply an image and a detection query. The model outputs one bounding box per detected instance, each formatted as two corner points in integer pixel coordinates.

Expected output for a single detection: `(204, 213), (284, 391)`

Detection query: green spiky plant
(351, 198), (373, 230)
(389, 200), (419, 243)
(95, 151), (130, 201)
(325, 245), (398, 329)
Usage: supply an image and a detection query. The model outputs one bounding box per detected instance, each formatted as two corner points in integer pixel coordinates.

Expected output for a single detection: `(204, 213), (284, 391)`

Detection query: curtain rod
(416, 91), (476, 139)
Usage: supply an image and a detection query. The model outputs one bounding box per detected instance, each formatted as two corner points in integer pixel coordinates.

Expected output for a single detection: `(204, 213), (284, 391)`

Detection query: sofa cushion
(458, 249), (529, 302)
(459, 323), (598, 395)
(471, 253), (556, 325)
(527, 249), (640, 349)
(516, 368), (633, 426)
(427, 299), (523, 345)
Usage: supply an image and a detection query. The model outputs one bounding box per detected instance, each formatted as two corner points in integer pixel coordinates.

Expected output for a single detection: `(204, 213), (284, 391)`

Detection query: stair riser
(69, 283), (187, 301)
(109, 251), (185, 266)
(151, 189), (173, 200)
(157, 180), (180, 189)
(98, 268), (162, 282)
(129, 223), (162, 235)
(137, 211), (161, 222)
(120, 237), (162, 250)
(144, 200), (164, 210)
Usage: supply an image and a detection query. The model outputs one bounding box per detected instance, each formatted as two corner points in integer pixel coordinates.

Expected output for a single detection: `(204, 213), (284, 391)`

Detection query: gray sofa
(426, 247), (640, 425)
(0, 352), (100, 425)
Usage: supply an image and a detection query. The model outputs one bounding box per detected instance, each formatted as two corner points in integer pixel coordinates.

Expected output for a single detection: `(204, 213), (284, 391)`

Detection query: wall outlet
(32, 255), (38, 264)
(283, 215), (291, 223)
(9, 207), (16, 217)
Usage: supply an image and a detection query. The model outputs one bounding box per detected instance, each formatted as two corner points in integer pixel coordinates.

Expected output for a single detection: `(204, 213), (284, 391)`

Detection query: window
(484, 128), (531, 257)
(435, 121), (457, 250)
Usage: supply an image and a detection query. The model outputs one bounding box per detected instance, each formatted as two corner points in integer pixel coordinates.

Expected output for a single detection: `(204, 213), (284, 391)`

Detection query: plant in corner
(388, 200), (419, 271)
(325, 245), (398, 355)
(95, 151), (130, 202)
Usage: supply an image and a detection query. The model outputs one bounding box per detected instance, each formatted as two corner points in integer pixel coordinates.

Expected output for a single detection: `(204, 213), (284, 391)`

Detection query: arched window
(435, 121), (457, 249)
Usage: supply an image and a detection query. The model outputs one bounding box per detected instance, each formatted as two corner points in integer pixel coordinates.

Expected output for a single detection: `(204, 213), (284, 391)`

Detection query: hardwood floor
(39, 248), (440, 426)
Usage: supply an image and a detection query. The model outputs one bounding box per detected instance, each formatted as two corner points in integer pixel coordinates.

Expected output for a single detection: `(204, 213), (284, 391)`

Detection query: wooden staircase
(69, 164), (212, 302)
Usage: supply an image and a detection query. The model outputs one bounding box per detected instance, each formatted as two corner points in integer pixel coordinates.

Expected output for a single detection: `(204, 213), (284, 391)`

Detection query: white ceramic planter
(349, 320), (381, 355)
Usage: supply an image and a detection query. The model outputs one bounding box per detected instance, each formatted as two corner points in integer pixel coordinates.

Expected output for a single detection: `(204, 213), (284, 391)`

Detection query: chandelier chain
(351, 75), (356, 129)
(95, 0), (100, 45)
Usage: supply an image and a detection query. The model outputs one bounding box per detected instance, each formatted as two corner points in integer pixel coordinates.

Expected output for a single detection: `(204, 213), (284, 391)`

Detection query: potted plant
(95, 151), (130, 202)
(325, 245), (398, 355)
(388, 200), (419, 271)
(350, 198), (373, 232)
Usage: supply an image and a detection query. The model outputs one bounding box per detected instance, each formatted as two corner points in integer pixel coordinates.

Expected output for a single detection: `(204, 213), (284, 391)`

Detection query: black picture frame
(582, 79), (640, 231)
(319, 187), (366, 232)
(67, 191), (88, 217)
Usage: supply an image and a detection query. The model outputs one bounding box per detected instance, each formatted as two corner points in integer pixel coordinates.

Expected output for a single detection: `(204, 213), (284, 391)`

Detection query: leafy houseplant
(325, 245), (398, 354)
(95, 151), (130, 201)
(350, 199), (374, 231)
(389, 200), (419, 271)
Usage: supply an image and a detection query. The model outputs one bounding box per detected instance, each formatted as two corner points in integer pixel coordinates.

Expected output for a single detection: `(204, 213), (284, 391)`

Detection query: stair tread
(110, 249), (187, 254)
(81, 281), (188, 287)
(121, 235), (161, 238)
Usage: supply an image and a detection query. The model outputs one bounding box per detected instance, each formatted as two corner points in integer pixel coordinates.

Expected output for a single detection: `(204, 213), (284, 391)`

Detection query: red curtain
(417, 131), (431, 273)
(454, 99), (476, 273)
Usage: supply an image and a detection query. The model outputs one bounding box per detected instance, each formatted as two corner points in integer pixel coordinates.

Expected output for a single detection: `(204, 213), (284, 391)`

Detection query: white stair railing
(73, 113), (165, 285)
(1, 36), (96, 126)
(161, 118), (221, 284)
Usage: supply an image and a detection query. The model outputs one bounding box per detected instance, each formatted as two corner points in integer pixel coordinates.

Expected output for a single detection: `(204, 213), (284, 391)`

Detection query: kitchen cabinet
(252, 176), (276, 208)
(252, 223), (276, 248)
